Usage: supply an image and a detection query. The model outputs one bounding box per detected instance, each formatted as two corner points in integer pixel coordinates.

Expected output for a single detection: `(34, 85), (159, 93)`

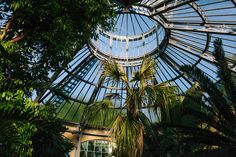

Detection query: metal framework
(33, 0), (236, 123)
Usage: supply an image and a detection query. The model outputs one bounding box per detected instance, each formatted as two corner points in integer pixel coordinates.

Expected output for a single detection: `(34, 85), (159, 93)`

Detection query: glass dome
(37, 0), (236, 123)
(89, 12), (167, 66)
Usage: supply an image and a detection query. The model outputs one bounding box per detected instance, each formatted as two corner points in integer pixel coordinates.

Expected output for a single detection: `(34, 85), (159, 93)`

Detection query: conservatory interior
(0, 0), (236, 157)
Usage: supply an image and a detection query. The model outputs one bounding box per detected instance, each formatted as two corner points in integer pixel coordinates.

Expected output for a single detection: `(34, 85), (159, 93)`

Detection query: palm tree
(160, 38), (236, 156)
(83, 58), (178, 157)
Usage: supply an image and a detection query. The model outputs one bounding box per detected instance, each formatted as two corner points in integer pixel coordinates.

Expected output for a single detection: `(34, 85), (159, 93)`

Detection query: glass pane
(102, 153), (109, 157)
(96, 141), (103, 145)
(81, 140), (113, 157)
(87, 151), (94, 157)
(81, 142), (87, 150)
(95, 145), (102, 152)
(102, 144), (108, 153)
(80, 151), (87, 157)
(88, 141), (94, 151)
(95, 152), (102, 157)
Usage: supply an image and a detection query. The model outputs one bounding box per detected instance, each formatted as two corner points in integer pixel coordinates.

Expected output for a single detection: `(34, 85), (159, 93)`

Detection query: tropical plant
(0, 0), (115, 96)
(0, 89), (74, 157)
(83, 58), (178, 157)
(0, 1), (114, 156)
(158, 38), (236, 156)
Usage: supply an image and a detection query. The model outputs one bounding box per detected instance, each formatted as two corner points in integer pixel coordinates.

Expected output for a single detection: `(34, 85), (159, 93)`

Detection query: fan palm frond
(102, 60), (128, 85)
(153, 82), (178, 122)
(138, 111), (156, 139)
(110, 114), (144, 157)
(82, 57), (179, 157)
(125, 88), (143, 115)
(83, 99), (117, 127)
(131, 58), (156, 84)
(143, 84), (158, 107)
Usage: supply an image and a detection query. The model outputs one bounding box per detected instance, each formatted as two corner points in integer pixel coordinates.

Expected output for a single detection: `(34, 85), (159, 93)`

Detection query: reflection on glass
(80, 140), (115, 157)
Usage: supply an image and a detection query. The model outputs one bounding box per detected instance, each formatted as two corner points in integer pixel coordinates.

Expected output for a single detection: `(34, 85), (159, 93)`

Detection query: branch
(10, 30), (31, 43)
(10, 33), (26, 43)
(0, 16), (13, 40)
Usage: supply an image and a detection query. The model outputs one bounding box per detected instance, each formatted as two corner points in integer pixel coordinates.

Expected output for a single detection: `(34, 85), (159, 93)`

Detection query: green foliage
(111, 114), (143, 157)
(0, 66), (74, 156)
(57, 101), (86, 122)
(131, 58), (156, 84)
(0, 91), (74, 157)
(181, 65), (235, 122)
(0, 0), (115, 156)
(84, 58), (178, 157)
(0, 2), (115, 154)
(153, 82), (178, 122)
(83, 99), (117, 127)
(143, 84), (204, 157)
(1, 0), (115, 95)
(102, 60), (128, 85)
(157, 38), (236, 156)
(214, 38), (236, 104)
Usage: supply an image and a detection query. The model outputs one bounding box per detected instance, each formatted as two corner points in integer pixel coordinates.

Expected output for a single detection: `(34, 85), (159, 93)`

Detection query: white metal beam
(189, 2), (208, 23)
(166, 23), (236, 35)
(169, 38), (236, 72)
(150, 0), (197, 16)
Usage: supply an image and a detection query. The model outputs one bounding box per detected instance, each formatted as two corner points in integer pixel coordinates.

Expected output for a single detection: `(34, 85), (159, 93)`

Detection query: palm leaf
(138, 111), (156, 139)
(110, 114), (143, 157)
(152, 82), (178, 122)
(102, 60), (128, 86)
(83, 99), (117, 127)
(159, 123), (236, 146)
(0, 105), (38, 122)
(131, 58), (156, 83)
(125, 88), (143, 115)
(83, 58), (180, 157)
(213, 38), (236, 105)
(143, 84), (157, 107)
(180, 65), (235, 123)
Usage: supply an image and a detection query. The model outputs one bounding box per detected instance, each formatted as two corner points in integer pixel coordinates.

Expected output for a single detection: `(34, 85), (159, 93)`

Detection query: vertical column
(155, 26), (159, 50)
(142, 34), (145, 57)
(95, 29), (99, 56)
(74, 125), (81, 157)
(109, 36), (113, 58)
(126, 36), (129, 61)
(74, 137), (80, 157)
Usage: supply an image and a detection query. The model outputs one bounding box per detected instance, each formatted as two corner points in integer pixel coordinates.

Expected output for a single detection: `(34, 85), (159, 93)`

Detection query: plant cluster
(0, 0), (115, 156)
(83, 59), (178, 157)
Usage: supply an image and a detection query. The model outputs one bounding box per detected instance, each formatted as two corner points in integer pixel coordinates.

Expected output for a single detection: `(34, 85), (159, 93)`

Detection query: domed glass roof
(89, 10), (167, 65)
(38, 0), (236, 123)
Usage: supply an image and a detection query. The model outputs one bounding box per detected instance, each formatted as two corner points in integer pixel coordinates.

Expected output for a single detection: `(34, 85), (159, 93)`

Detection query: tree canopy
(0, 0), (115, 156)
(0, 0), (115, 95)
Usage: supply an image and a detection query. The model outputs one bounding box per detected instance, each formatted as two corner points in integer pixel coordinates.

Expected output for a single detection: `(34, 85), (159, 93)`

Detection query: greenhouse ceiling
(35, 0), (236, 123)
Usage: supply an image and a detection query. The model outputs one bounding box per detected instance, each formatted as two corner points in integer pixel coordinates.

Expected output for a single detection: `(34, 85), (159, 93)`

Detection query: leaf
(83, 99), (117, 127)
(102, 60), (128, 85)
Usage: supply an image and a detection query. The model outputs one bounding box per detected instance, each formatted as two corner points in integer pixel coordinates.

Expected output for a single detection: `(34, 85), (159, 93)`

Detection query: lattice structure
(35, 0), (236, 122)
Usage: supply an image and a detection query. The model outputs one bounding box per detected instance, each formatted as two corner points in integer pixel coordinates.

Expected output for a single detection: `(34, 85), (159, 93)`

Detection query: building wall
(64, 123), (111, 157)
